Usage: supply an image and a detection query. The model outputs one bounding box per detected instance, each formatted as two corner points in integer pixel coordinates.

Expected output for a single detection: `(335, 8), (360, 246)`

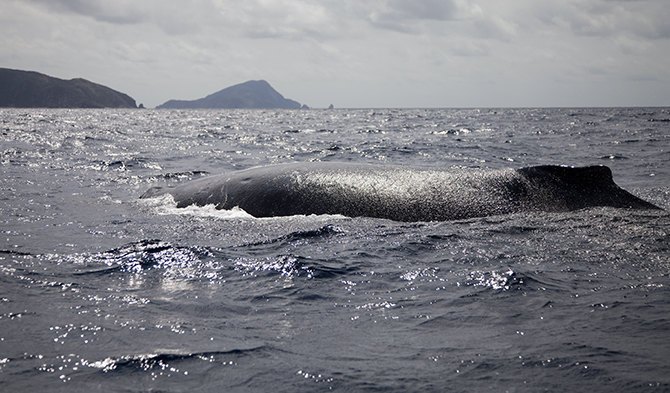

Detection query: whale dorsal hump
(519, 165), (614, 188)
(518, 164), (660, 210)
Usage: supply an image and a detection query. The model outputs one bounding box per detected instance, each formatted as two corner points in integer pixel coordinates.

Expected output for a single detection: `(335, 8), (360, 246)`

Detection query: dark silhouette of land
(0, 68), (137, 108)
(157, 80), (305, 109)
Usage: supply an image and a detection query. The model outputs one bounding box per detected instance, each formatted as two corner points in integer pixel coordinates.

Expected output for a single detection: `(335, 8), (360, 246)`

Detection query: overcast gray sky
(2, 0), (669, 108)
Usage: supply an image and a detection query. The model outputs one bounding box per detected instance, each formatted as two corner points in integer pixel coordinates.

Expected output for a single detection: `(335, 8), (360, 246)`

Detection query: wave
(0, 249), (34, 256)
(242, 224), (344, 247)
(149, 170), (210, 180)
(85, 157), (159, 172)
(232, 253), (359, 280)
(71, 239), (211, 276)
(599, 155), (629, 160)
(458, 268), (574, 295)
(87, 345), (269, 373)
(67, 235), (358, 282)
(465, 268), (519, 291)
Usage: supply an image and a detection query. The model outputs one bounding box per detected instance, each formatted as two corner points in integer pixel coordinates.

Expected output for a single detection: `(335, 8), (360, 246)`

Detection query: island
(157, 80), (305, 109)
(0, 68), (137, 108)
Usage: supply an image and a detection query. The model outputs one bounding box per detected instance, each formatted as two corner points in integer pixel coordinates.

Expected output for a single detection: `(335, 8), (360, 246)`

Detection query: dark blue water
(1, 108), (669, 392)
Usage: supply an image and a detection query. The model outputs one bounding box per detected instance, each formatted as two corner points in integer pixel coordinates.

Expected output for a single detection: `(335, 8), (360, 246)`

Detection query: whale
(140, 162), (660, 222)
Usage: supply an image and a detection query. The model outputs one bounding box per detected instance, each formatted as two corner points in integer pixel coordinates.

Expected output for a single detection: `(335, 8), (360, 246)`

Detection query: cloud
(25, 0), (220, 35)
(3, 0), (670, 107)
(27, 0), (146, 25)
(376, 0), (463, 21)
(220, 0), (344, 41)
(448, 41), (490, 57)
(17, 0), (506, 42)
(365, 0), (482, 34)
(534, 0), (670, 40)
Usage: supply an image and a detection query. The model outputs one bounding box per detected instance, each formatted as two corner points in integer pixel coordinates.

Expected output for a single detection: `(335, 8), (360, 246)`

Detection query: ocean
(1, 107), (669, 392)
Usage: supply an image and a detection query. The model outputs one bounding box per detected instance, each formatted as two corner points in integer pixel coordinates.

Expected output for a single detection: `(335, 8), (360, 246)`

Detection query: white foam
(139, 194), (254, 220)
(139, 193), (348, 222)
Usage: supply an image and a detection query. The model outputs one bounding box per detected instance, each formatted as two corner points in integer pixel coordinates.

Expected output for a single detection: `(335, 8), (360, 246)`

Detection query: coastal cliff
(0, 68), (137, 108)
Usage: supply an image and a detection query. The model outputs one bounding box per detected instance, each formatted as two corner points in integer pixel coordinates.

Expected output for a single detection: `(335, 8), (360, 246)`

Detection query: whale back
(141, 163), (660, 221)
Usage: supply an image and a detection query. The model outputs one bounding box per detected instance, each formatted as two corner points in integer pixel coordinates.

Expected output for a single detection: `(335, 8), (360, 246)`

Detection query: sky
(2, 0), (669, 108)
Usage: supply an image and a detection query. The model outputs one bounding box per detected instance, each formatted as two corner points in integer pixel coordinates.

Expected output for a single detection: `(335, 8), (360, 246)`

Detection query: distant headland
(0, 68), (310, 110)
(157, 80), (307, 109)
(0, 68), (137, 108)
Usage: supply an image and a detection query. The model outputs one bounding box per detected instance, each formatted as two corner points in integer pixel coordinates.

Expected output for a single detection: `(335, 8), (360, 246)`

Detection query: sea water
(1, 108), (669, 392)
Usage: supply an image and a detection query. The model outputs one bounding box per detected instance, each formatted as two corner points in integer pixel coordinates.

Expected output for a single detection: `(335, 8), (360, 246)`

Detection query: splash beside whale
(140, 163), (660, 222)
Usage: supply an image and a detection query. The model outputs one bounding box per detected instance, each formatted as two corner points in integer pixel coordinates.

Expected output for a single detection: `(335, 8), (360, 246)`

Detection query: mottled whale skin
(141, 163), (660, 222)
